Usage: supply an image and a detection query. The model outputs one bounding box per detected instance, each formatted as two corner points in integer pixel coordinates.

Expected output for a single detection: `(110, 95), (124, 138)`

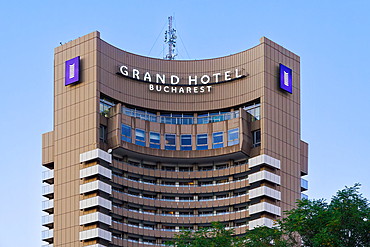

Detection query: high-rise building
(41, 31), (308, 247)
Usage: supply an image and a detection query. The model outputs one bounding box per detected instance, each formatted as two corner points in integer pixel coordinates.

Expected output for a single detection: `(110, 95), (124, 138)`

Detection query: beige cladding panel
(98, 38), (268, 112)
(53, 32), (100, 246)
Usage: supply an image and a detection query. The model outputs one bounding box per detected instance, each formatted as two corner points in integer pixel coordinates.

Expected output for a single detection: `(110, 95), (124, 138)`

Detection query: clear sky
(0, 1), (369, 246)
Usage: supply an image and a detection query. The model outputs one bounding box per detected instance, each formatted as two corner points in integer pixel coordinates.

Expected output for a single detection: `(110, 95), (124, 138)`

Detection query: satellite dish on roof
(108, 149), (112, 154)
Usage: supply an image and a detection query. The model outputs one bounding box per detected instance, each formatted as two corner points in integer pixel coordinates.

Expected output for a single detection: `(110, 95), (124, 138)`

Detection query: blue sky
(0, 1), (369, 246)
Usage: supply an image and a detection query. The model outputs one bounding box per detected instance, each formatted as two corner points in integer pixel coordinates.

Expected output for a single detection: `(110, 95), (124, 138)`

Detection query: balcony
(79, 212), (111, 226)
(79, 196), (112, 210)
(42, 214), (54, 228)
(122, 107), (240, 125)
(80, 164), (112, 180)
(42, 170), (54, 184)
(301, 178), (308, 191)
(79, 180), (111, 195)
(42, 244), (53, 247)
(249, 186), (281, 201)
(249, 217), (275, 230)
(42, 199), (54, 213)
(248, 154), (281, 170)
(249, 170), (280, 185)
(42, 184), (54, 199)
(249, 202), (281, 216)
(79, 148), (112, 164)
(301, 193), (308, 200)
(79, 228), (111, 241)
(42, 229), (53, 243)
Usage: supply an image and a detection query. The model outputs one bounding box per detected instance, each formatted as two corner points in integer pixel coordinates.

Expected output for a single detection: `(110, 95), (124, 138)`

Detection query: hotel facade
(41, 31), (309, 247)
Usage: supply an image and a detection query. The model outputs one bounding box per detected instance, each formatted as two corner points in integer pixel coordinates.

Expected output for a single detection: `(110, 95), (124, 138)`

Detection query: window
(197, 113), (210, 124)
(252, 130), (261, 148)
(244, 103), (261, 122)
(100, 98), (115, 115)
(149, 132), (160, 149)
(228, 128), (239, 146)
(181, 114), (193, 125)
(160, 113), (194, 125)
(121, 124), (131, 143)
(122, 106), (157, 122)
(197, 133), (208, 150)
(165, 134), (176, 150)
(135, 129), (145, 146)
(181, 134), (192, 150)
(100, 125), (107, 143)
(212, 131), (223, 149)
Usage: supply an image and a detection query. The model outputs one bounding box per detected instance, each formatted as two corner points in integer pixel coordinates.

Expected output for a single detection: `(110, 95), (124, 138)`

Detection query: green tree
(166, 221), (294, 247)
(167, 184), (370, 247)
(243, 226), (296, 247)
(279, 183), (370, 246)
(166, 221), (239, 247)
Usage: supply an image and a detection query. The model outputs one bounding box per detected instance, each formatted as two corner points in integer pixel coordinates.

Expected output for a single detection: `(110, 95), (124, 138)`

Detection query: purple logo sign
(280, 63), (292, 94)
(65, 56), (80, 86)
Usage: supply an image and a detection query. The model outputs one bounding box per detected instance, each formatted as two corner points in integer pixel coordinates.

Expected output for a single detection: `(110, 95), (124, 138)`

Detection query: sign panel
(65, 56), (80, 86)
(117, 65), (247, 94)
(280, 63), (292, 93)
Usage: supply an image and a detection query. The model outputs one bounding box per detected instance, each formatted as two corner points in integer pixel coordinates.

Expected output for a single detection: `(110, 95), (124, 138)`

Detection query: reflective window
(197, 133), (208, 150)
(244, 104), (261, 122)
(165, 134), (176, 150)
(100, 99), (115, 117)
(228, 128), (239, 146)
(212, 131), (223, 149)
(149, 132), (160, 149)
(100, 125), (107, 143)
(182, 114), (194, 125)
(135, 129), (145, 146)
(252, 130), (261, 148)
(197, 113), (209, 124)
(197, 110), (239, 124)
(181, 134), (192, 151)
(122, 106), (157, 122)
(160, 113), (194, 125)
(122, 106), (241, 125)
(121, 124), (131, 143)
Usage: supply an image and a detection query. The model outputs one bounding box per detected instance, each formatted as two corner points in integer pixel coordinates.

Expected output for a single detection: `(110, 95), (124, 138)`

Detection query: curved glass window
(197, 133), (208, 150)
(212, 131), (223, 149)
(149, 132), (160, 149)
(181, 135), (192, 151)
(135, 129), (145, 146)
(228, 128), (239, 146)
(121, 124), (131, 143)
(165, 134), (176, 150)
(122, 106), (239, 125)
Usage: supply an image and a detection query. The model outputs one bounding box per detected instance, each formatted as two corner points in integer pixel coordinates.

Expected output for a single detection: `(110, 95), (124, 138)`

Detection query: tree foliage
(279, 183), (370, 246)
(167, 184), (370, 247)
(166, 222), (239, 247)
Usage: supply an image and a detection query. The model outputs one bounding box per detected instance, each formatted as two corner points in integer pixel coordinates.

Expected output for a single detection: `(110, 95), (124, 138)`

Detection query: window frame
(149, 131), (160, 149)
(197, 133), (208, 150)
(228, 127), (239, 146)
(252, 130), (261, 148)
(212, 131), (224, 149)
(165, 134), (176, 150)
(180, 134), (192, 151)
(121, 124), (131, 143)
(135, 128), (145, 146)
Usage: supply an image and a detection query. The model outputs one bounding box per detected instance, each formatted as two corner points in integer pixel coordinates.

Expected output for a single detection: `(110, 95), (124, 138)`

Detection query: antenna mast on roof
(164, 16), (177, 60)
